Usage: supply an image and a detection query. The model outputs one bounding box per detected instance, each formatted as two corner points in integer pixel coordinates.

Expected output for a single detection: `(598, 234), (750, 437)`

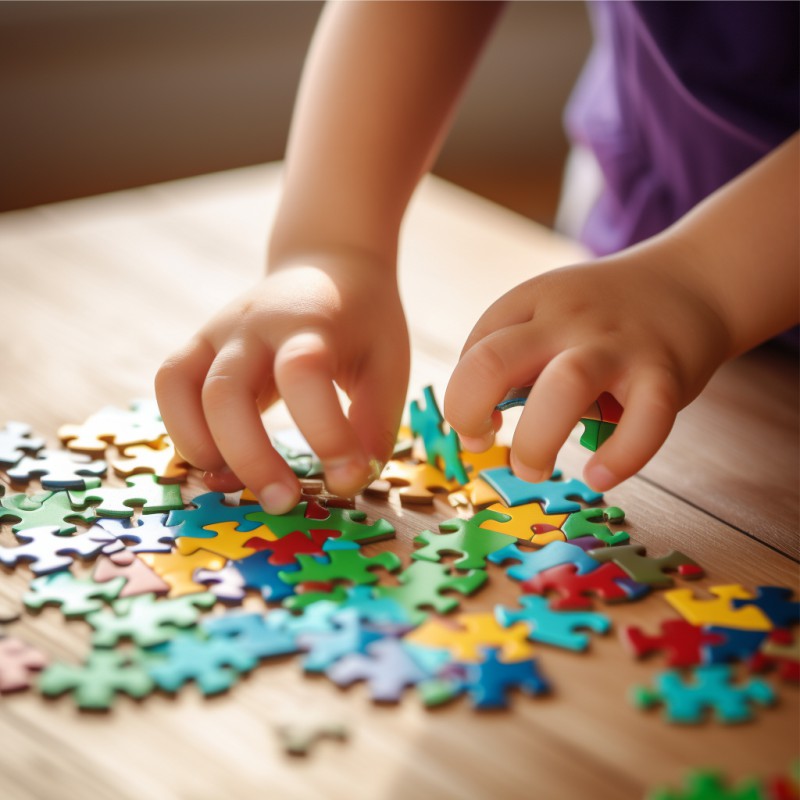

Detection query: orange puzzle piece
(140, 550), (226, 597)
(483, 502), (568, 546)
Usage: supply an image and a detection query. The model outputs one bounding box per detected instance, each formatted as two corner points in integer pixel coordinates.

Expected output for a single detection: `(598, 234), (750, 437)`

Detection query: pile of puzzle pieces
(0, 389), (796, 736)
(647, 762), (799, 800)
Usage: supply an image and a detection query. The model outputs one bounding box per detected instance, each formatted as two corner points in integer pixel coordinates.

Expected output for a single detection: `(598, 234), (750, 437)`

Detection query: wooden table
(0, 164), (797, 800)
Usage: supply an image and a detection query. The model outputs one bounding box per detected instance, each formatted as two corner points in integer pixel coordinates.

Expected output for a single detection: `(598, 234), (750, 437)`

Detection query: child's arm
(445, 132), (799, 491)
(155, 1), (505, 512)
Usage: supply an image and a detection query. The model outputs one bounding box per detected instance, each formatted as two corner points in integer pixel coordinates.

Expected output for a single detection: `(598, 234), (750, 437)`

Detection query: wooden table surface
(0, 164), (797, 800)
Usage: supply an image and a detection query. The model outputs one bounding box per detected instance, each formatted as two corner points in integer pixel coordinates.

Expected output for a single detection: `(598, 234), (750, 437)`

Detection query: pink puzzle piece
(93, 551), (170, 597)
(0, 637), (49, 693)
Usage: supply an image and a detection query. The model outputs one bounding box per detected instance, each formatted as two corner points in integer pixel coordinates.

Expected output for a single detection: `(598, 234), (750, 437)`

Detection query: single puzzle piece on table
(702, 627), (769, 665)
(482, 502), (567, 546)
(375, 560), (487, 625)
(464, 648), (550, 710)
(411, 509), (517, 570)
(620, 619), (724, 668)
(166, 492), (270, 541)
(278, 545), (401, 589)
(231, 550), (300, 603)
(380, 460), (455, 504)
(479, 467), (603, 513)
(409, 385), (469, 485)
(58, 403), (166, 456)
(86, 591), (216, 647)
(448, 477), (503, 510)
(588, 544), (703, 587)
(0, 637), (48, 693)
(0, 525), (106, 575)
(632, 664), (776, 724)
(202, 611), (301, 660)
(275, 723), (349, 757)
(664, 586), (773, 631)
(0, 421), (44, 466)
(298, 608), (388, 672)
(145, 630), (258, 695)
(562, 507), (630, 546)
(69, 475), (184, 519)
(496, 596), (611, 651)
(140, 550), (227, 597)
(730, 586), (800, 628)
(111, 437), (189, 483)
(176, 521), (260, 561)
(39, 648), (154, 710)
(93, 551), (170, 598)
(750, 629), (800, 683)
(522, 562), (650, 610)
(326, 637), (427, 702)
(6, 449), (107, 490)
(0, 490), (97, 534)
(245, 500), (395, 545)
(24, 570), (126, 616)
(648, 769), (770, 800)
(406, 611), (536, 663)
(488, 540), (600, 582)
(194, 564), (247, 604)
(89, 514), (178, 554)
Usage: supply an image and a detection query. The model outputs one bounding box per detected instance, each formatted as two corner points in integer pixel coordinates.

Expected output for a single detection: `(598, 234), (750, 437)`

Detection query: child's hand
(155, 255), (410, 512)
(443, 246), (731, 491)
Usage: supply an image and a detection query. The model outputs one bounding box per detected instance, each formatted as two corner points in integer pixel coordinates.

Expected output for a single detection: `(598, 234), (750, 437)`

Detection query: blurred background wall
(0, 1), (591, 225)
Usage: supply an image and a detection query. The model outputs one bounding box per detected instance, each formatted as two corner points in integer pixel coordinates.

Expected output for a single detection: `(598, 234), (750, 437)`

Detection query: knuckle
(546, 355), (597, 395)
(201, 372), (235, 411)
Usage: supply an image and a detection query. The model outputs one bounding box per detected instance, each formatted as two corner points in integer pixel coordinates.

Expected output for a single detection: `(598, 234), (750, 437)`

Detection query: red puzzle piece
(245, 528), (339, 566)
(620, 619), (724, 667)
(521, 562), (642, 610)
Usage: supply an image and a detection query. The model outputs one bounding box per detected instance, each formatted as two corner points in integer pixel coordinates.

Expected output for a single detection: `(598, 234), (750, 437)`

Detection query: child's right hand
(155, 254), (410, 513)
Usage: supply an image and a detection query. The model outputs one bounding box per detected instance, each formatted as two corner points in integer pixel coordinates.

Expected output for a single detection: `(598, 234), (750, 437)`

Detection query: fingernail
(259, 483), (297, 515)
(584, 463), (619, 492)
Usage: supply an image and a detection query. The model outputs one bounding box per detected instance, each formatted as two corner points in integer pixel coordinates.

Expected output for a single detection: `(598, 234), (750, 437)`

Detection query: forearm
(270, 0), (505, 266)
(655, 132), (799, 358)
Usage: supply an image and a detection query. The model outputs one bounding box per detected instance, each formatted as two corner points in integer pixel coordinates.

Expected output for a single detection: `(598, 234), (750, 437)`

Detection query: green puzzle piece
(578, 419), (617, 452)
(0, 490), (97, 534)
(69, 475), (184, 518)
(412, 509), (517, 570)
(562, 507), (630, 546)
(278, 548), (402, 586)
(588, 544), (703, 587)
(39, 648), (154, 710)
(25, 571), (126, 617)
(648, 769), (767, 800)
(375, 561), (488, 625)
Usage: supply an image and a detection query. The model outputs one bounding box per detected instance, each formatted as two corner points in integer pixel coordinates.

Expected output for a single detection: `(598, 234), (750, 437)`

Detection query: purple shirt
(566, 0), (799, 257)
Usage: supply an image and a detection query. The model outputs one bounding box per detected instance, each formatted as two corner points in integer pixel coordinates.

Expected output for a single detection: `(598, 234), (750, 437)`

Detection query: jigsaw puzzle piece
(702, 626), (769, 665)
(58, 403), (166, 455)
(166, 492), (269, 539)
(448, 477), (503, 510)
(488, 540), (600, 582)
(278, 548), (402, 588)
(298, 608), (388, 672)
(632, 664), (776, 724)
(275, 723), (348, 757)
(664, 586), (773, 631)
(39, 648), (154, 709)
(649, 768), (769, 800)
(89, 514), (178, 554)
(0, 421), (44, 466)
(588, 544), (703, 587)
(6, 449), (107, 490)
(375, 561), (487, 625)
(481, 502), (568, 546)
(412, 509), (517, 570)
(562, 507), (629, 546)
(111, 437), (189, 483)
(0, 525), (106, 575)
(202, 611), (301, 660)
(335, 586), (413, 626)
(380, 460), (456, 504)
(232, 550), (299, 602)
(522, 562), (650, 610)
(146, 630), (258, 695)
(0, 490), (97, 534)
(620, 619), (724, 667)
(140, 550), (227, 597)
(464, 648), (550, 709)
(730, 586), (800, 628)
(176, 520), (260, 560)
(86, 591), (216, 647)
(247, 528), (341, 566)
(479, 467), (602, 512)
(271, 429), (324, 477)
(749, 629), (800, 683)
(0, 637), (48, 693)
(93, 551), (170, 598)
(193, 564), (247, 604)
(406, 611), (536, 662)
(69, 475), (184, 518)
(24, 570), (126, 616)
(496, 596), (611, 651)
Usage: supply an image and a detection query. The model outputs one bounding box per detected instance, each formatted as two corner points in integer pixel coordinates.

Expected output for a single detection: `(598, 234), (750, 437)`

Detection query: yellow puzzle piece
(175, 521), (267, 560)
(482, 501), (568, 546)
(111, 437), (189, 483)
(664, 585), (773, 631)
(405, 611), (535, 663)
(449, 477), (503, 509)
(381, 460), (456, 504)
(140, 550), (226, 597)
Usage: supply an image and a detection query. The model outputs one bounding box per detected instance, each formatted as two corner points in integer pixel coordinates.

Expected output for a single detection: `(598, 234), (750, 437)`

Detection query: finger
(511, 346), (617, 482)
(347, 347), (410, 472)
(202, 339), (300, 513)
(583, 368), (679, 491)
(273, 330), (369, 496)
(444, 321), (553, 449)
(155, 337), (223, 472)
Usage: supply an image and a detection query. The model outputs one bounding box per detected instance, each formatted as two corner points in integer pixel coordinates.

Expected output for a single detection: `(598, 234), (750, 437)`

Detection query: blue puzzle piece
(337, 586), (413, 626)
(465, 648), (550, 709)
(702, 627), (769, 665)
(232, 551), (299, 602)
(495, 596), (611, 651)
(202, 611), (301, 660)
(297, 608), (385, 672)
(264, 601), (344, 639)
(166, 492), (265, 539)
(731, 586), (800, 628)
(488, 540), (599, 582)
(479, 467), (602, 512)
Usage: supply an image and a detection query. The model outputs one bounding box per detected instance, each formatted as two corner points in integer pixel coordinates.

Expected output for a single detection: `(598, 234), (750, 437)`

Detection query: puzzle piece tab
(479, 467), (602, 513)
(488, 540), (600, 582)
(482, 502), (568, 546)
